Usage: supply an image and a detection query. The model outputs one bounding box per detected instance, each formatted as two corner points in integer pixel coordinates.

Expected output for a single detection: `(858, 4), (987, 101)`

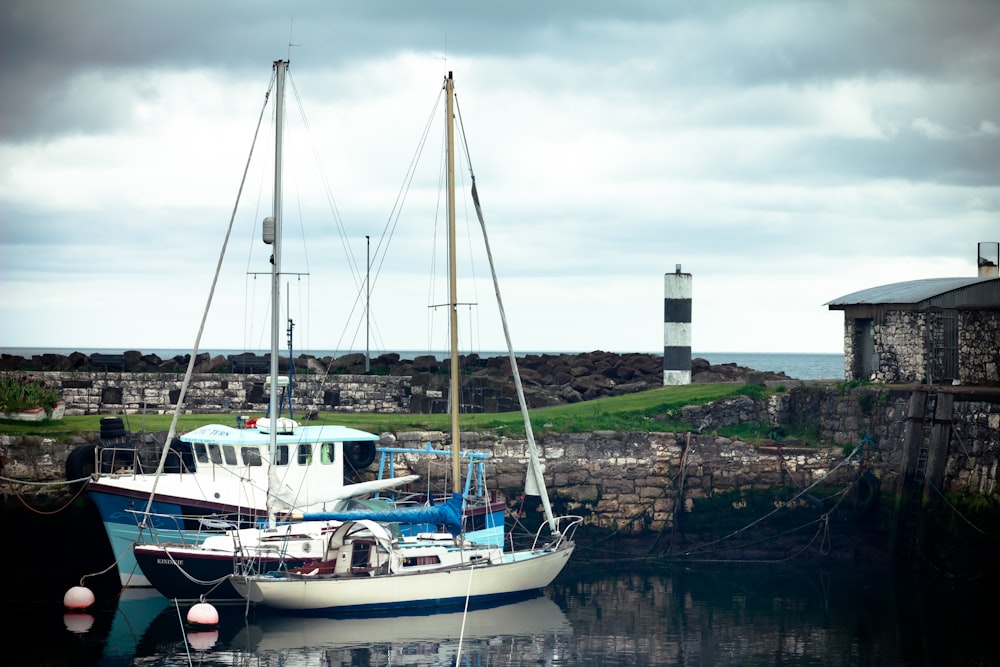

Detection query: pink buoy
(63, 613), (95, 633)
(187, 630), (219, 650)
(186, 601), (219, 626)
(63, 585), (95, 610)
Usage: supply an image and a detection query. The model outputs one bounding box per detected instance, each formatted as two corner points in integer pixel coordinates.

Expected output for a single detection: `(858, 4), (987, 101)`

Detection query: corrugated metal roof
(826, 277), (998, 306)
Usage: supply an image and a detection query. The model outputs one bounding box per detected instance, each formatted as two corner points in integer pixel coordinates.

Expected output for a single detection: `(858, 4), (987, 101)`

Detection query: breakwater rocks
(0, 350), (793, 410)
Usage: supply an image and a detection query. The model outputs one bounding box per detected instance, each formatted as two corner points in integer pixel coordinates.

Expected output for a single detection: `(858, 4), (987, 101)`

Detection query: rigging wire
(142, 70), (276, 527)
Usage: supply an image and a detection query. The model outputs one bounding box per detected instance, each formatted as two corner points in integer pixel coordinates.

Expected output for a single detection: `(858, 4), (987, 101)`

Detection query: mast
(264, 59), (288, 529)
(445, 71), (461, 494)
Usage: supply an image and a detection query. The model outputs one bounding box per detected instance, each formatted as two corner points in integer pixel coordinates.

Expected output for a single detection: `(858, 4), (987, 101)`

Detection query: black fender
(343, 441), (376, 470)
(65, 444), (97, 483)
(855, 470), (880, 514)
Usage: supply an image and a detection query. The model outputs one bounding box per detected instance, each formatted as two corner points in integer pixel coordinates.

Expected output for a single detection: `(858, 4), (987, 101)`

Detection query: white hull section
(232, 545), (574, 612)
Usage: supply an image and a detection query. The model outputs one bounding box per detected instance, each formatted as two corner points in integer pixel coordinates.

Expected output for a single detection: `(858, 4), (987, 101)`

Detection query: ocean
(0, 348), (844, 381)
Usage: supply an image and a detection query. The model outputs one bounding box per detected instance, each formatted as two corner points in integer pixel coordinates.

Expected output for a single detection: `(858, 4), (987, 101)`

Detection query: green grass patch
(0, 383), (747, 440)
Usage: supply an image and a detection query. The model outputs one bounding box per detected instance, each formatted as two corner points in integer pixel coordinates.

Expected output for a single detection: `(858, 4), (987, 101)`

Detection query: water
(0, 348), (844, 380)
(695, 352), (843, 381)
(9, 566), (994, 666)
(1, 500), (991, 665)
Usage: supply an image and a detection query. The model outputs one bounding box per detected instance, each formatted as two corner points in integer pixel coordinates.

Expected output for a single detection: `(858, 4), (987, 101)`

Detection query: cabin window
(223, 445), (238, 465)
(208, 444), (223, 465)
(297, 444), (312, 465)
(241, 447), (262, 466)
(274, 445), (289, 466)
(403, 555), (441, 567)
(193, 442), (209, 463)
(320, 443), (336, 465)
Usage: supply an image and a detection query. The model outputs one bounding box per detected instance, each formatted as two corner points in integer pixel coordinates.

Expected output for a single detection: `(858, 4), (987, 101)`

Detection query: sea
(0, 348), (845, 381)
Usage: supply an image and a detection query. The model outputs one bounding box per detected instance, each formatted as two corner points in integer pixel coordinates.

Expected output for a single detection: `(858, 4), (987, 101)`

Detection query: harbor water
(8, 564), (995, 666)
(3, 497), (993, 665)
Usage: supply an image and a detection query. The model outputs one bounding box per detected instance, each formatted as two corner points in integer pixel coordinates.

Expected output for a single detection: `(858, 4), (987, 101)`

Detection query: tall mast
(445, 71), (461, 493)
(265, 59), (287, 529)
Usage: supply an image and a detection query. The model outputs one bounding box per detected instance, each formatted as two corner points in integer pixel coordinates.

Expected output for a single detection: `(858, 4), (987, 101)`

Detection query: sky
(1, 0), (998, 357)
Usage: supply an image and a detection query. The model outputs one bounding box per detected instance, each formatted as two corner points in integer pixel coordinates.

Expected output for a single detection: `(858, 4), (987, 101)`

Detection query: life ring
(65, 444), (97, 485)
(344, 441), (376, 470)
(855, 470), (880, 514)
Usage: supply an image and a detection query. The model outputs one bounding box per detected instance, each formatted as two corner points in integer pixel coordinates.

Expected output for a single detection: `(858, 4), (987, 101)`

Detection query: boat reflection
(134, 594), (572, 665)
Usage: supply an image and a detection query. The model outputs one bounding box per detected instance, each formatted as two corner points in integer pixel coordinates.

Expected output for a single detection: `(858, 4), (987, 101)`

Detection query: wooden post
(890, 390), (927, 561)
(923, 392), (954, 507)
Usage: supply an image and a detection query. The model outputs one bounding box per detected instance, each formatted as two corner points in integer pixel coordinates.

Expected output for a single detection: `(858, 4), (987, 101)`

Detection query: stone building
(826, 242), (999, 385)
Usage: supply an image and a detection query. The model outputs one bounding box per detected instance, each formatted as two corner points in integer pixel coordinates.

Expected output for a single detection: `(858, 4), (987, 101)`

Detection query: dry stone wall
(51, 372), (411, 416)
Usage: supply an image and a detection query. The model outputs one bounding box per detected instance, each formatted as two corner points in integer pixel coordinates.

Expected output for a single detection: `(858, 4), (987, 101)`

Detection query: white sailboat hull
(231, 543), (574, 612)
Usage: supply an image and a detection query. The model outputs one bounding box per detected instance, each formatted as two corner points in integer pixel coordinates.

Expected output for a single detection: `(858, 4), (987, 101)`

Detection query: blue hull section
(89, 491), (220, 587)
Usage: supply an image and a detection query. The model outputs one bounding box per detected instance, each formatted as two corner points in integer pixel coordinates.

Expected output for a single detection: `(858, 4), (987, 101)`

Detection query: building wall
(872, 311), (927, 383)
(960, 310), (1000, 385)
(842, 308), (998, 385)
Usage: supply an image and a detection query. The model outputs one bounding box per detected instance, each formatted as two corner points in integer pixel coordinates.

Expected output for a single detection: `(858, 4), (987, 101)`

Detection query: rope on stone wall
(0, 474), (89, 514)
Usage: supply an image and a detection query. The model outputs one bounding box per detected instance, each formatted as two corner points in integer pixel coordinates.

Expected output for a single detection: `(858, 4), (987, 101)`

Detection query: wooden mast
(445, 71), (461, 494)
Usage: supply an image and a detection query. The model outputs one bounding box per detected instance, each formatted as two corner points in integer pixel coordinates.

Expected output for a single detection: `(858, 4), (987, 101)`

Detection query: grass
(0, 383), (747, 440)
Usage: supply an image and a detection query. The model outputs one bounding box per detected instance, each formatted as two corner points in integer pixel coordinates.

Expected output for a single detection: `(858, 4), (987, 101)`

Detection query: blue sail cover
(299, 492), (465, 537)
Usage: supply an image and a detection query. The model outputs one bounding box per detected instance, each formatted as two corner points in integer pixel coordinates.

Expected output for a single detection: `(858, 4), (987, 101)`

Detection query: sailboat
(229, 71), (580, 613)
(64, 59), (414, 590)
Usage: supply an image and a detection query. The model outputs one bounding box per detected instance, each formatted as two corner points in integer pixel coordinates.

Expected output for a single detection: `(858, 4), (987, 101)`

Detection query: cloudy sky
(2, 0), (998, 357)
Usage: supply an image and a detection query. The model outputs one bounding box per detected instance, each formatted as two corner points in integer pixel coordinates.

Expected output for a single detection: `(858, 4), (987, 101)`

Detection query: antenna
(287, 19), (300, 61)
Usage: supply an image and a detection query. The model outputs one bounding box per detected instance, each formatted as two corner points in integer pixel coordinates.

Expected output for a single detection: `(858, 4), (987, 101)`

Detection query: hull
(231, 543), (574, 613)
(73, 422), (383, 588)
(134, 544), (310, 601)
(89, 484), (264, 587)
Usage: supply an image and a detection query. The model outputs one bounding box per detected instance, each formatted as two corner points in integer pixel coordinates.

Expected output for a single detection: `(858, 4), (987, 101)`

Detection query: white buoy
(187, 630), (219, 651)
(63, 585), (95, 610)
(63, 613), (95, 633)
(186, 601), (219, 626)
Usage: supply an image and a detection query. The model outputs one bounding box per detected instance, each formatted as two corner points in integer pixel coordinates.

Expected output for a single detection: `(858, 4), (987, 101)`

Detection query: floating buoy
(186, 601), (219, 626)
(63, 585), (95, 610)
(63, 613), (95, 633)
(187, 630), (219, 650)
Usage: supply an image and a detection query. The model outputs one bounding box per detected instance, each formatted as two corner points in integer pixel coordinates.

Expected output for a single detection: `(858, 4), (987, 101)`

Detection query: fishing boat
(64, 59), (412, 589)
(229, 71), (580, 613)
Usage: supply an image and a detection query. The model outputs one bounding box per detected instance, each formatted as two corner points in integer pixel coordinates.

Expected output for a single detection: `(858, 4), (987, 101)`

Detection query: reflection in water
(134, 593), (570, 666)
(15, 565), (997, 666)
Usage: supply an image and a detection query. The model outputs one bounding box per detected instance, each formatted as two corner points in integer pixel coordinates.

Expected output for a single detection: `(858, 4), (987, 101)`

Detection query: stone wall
(7, 385), (996, 541)
(48, 371), (411, 416)
(961, 310), (1000, 385)
(841, 309), (1000, 385)
(874, 311), (927, 383)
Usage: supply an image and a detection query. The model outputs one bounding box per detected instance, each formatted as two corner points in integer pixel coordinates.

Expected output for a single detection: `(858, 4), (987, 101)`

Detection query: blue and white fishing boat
(64, 59), (412, 589)
(229, 71), (580, 613)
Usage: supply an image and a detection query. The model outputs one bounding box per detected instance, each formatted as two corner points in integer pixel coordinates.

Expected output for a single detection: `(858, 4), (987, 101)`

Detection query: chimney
(978, 242), (999, 277)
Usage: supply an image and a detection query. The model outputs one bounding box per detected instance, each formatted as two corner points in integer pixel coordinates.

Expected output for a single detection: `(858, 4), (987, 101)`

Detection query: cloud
(1, 0), (998, 356)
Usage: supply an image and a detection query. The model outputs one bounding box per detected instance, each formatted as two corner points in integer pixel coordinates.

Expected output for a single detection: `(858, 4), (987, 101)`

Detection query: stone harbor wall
(4, 385), (997, 540)
(0, 351), (796, 416)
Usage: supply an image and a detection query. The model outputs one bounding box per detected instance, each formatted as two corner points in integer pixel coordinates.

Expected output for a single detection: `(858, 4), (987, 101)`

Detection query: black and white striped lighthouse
(663, 265), (692, 385)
